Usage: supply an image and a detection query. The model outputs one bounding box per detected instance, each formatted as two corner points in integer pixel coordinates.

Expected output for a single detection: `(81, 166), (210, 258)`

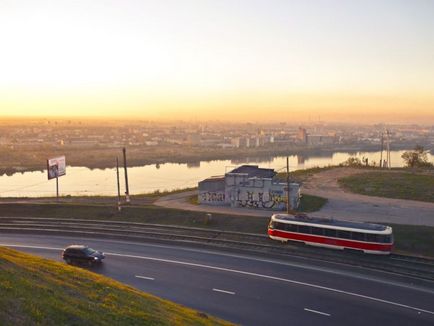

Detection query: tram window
(352, 232), (366, 241)
(366, 234), (379, 242)
(274, 222), (285, 230)
(298, 225), (311, 234)
(285, 224), (298, 232)
(311, 227), (323, 235)
(378, 235), (391, 243)
(324, 229), (337, 238)
(337, 230), (351, 239)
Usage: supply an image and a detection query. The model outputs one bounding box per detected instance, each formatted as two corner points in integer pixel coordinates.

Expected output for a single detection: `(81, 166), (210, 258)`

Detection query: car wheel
(87, 260), (93, 267)
(65, 258), (72, 264)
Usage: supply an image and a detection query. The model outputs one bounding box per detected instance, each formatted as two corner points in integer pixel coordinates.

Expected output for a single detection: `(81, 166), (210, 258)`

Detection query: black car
(62, 245), (105, 266)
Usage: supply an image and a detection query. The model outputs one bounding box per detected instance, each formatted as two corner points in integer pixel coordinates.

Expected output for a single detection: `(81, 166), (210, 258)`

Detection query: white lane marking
(304, 308), (331, 317)
(105, 252), (434, 316)
(135, 275), (155, 281)
(2, 243), (434, 316)
(212, 288), (235, 295)
(3, 236), (433, 290)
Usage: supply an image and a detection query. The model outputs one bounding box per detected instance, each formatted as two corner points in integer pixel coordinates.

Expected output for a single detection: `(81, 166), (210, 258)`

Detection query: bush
(340, 156), (363, 167)
(401, 145), (433, 168)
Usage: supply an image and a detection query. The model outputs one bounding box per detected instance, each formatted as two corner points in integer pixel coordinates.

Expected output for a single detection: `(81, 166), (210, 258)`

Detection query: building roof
(227, 165), (276, 179)
(272, 214), (389, 232)
(200, 175), (225, 182)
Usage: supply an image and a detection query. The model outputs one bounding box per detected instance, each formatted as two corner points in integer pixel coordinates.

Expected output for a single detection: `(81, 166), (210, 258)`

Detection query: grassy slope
(298, 194), (328, 212)
(0, 203), (270, 233)
(338, 171), (434, 202)
(388, 224), (434, 258)
(275, 166), (335, 184)
(0, 247), (232, 326)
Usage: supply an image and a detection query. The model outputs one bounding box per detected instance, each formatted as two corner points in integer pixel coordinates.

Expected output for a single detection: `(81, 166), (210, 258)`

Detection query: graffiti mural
(236, 190), (286, 210)
(200, 191), (225, 203)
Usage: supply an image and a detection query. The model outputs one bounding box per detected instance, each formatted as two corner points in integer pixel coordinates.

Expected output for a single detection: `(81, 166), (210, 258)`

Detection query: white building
(198, 165), (300, 211)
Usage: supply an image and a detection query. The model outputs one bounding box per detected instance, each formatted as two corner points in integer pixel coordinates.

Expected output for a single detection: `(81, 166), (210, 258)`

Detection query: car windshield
(83, 247), (96, 255)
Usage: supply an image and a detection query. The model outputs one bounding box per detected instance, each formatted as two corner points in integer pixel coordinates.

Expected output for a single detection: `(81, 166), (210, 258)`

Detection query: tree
(401, 145), (433, 168)
(341, 156), (363, 167)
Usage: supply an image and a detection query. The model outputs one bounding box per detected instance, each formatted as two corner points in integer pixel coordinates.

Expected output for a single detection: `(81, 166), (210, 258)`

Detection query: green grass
(338, 171), (434, 202)
(276, 166), (336, 184)
(188, 195), (199, 205)
(0, 247), (232, 326)
(297, 194), (328, 212)
(0, 203), (270, 233)
(141, 187), (198, 198)
(0, 187), (198, 204)
(383, 223), (434, 258)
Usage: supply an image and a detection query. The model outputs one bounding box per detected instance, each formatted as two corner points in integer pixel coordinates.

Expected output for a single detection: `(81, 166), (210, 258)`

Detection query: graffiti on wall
(236, 190), (286, 210)
(200, 191), (225, 203)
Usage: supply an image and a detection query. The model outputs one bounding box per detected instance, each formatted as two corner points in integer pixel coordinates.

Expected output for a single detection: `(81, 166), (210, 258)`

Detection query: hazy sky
(1, 0), (433, 123)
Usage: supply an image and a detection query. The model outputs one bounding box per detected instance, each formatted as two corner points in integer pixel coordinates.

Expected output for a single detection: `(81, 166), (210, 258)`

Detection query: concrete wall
(228, 180), (300, 210)
(199, 172), (301, 210)
(198, 178), (226, 206)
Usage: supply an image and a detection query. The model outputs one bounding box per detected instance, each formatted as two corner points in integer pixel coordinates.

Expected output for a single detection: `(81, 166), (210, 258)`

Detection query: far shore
(0, 143), (419, 176)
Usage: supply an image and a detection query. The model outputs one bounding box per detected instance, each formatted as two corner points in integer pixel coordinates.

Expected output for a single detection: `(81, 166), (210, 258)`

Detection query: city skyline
(1, 0), (433, 123)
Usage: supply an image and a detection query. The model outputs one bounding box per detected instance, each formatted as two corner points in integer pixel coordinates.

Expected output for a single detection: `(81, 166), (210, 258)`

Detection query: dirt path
(302, 168), (434, 226)
(155, 168), (434, 226)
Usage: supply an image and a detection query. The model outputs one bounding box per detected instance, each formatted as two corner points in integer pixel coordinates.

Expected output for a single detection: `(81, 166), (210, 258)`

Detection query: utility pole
(116, 157), (121, 211)
(123, 147), (130, 203)
(286, 156), (291, 214)
(379, 132), (384, 168)
(56, 174), (59, 201)
(386, 130), (391, 169)
(53, 164), (59, 201)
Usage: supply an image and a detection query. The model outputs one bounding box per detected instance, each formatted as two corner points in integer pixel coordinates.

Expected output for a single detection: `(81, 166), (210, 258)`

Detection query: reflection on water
(0, 150), (431, 198)
(186, 162), (201, 168)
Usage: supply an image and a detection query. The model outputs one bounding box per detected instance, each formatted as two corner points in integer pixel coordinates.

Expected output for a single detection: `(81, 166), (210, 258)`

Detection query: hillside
(0, 247), (232, 326)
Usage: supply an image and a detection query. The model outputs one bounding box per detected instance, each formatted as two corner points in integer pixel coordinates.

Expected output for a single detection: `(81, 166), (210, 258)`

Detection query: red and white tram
(268, 214), (393, 254)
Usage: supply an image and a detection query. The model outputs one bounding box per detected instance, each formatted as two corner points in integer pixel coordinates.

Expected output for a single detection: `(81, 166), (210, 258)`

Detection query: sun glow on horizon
(1, 0), (434, 123)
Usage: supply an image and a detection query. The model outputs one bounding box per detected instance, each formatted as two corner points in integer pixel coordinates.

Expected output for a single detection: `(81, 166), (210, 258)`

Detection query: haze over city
(1, 0), (434, 123)
(1, 1), (434, 326)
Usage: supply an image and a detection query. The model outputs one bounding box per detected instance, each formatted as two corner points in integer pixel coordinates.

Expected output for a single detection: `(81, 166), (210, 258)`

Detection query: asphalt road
(1, 234), (433, 326)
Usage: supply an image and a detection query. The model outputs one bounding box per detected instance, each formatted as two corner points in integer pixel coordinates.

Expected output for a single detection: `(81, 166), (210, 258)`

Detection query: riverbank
(0, 143), (419, 176)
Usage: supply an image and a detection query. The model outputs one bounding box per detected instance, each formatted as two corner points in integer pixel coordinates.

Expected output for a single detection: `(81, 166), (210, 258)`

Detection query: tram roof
(272, 214), (389, 232)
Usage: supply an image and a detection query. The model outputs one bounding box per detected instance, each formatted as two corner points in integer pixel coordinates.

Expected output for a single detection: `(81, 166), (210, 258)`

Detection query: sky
(0, 0), (433, 123)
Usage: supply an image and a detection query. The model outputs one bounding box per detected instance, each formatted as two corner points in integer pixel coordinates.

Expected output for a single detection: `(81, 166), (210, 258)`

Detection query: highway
(1, 233), (433, 326)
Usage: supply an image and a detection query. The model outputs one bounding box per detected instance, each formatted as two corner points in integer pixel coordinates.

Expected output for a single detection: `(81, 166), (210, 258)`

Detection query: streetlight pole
(116, 157), (121, 211)
(286, 156), (291, 214)
(123, 147), (130, 203)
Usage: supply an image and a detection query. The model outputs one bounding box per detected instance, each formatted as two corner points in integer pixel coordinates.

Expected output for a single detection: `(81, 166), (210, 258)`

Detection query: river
(0, 150), (431, 197)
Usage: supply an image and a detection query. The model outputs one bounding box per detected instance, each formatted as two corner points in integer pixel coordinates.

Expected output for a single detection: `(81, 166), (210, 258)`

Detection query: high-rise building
(297, 127), (307, 144)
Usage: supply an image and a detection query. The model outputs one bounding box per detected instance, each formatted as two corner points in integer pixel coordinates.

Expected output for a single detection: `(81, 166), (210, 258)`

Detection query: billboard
(47, 156), (66, 180)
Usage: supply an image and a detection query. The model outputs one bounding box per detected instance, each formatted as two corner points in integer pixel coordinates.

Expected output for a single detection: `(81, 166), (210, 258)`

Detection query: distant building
(307, 134), (335, 146)
(230, 136), (251, 148)
(231, 137), (241, 148)
(198, 165), (300, 210)
(240, 137), (250, 148)
(297, 127), (308, 144)
(186, 133), (201, 145)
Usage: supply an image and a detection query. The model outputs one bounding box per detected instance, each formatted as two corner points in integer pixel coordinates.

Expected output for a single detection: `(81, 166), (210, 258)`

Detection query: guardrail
(0, 217), (433, 281)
